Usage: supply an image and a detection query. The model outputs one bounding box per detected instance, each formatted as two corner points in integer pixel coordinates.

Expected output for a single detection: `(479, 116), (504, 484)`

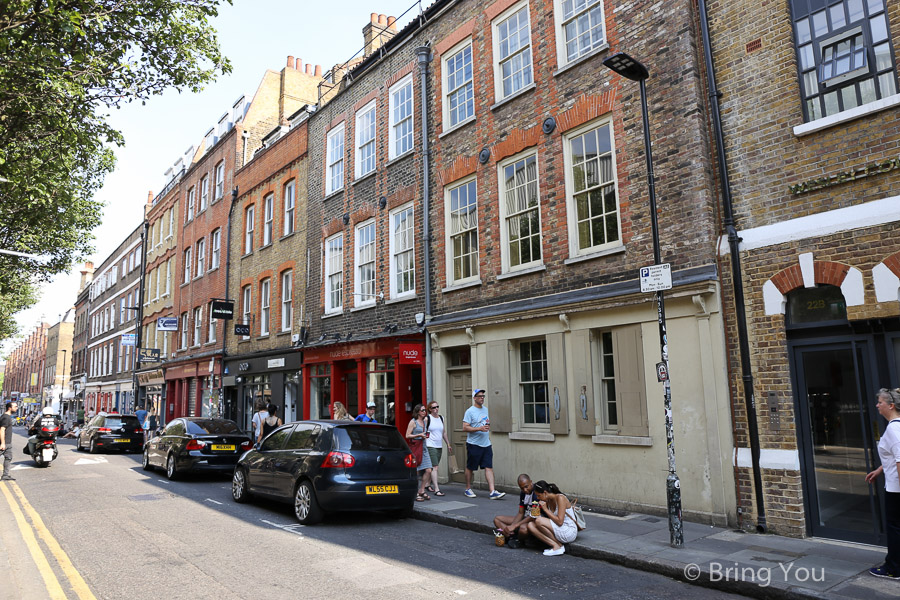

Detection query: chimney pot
(314, 64), (322, 77)
(287, 55), (294, 68)
(305, 64), (313, 75)
(378, 14), (387, 25)
(295, 58), (303, 71)
(371, 12), (378, 23)
(387, 16), (397, 29)
(146, 190), (153, 205)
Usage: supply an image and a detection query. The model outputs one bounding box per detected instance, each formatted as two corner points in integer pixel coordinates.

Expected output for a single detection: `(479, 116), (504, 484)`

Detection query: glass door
(792, 340), (883, 544)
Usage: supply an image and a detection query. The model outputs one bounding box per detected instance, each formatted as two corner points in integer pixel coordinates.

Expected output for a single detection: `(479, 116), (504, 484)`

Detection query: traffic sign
(640, 263), (672, 293)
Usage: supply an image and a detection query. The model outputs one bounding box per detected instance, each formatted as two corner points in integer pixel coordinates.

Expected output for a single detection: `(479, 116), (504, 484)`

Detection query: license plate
(366, 485), (398, 495)
(113, 438), (131, 443)
(211, 444), (235, 451)
(42, 449), (54, 461)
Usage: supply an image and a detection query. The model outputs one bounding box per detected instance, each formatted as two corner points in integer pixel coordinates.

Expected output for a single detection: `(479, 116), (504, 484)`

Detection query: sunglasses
(430, 406), (439, 409)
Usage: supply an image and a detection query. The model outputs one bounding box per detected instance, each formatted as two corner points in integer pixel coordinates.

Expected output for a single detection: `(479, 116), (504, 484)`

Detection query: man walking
(1, 400), (18, 481)
(463, 389), (505, 499)
(355, 401), (378, 423)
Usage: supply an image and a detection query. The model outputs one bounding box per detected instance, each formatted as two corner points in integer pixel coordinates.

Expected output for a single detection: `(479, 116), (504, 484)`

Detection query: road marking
(0, 482), (67, 599)
(12, 464), (35, 470)
(156, 479), (171, 484)
(73, 457), (108, 465)
(205, 498), (223, 505)
(9, 483), (97, 600)
(454, 591), (468, 595)
(261, 519), (306, 537)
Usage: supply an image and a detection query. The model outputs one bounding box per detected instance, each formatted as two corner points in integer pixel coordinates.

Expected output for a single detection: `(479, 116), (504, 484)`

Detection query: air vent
(746, 38), (762, 53)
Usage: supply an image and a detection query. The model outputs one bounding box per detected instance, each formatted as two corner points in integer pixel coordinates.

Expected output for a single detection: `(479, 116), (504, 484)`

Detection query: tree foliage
(0, 0), (232, 340)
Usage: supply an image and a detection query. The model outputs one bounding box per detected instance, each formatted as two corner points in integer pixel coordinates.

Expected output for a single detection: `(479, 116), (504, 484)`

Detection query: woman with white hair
(865, 388), (900, 579)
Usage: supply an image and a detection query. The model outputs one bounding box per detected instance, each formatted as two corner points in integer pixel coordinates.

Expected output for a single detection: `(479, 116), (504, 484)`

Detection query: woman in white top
(424, 402), (453, 496)
(865, 388), (900, 579)
(526, 480), (577, 556)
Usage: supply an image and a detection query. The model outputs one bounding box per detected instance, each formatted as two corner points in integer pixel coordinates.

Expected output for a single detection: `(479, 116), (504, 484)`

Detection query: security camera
(415, 312), (425, 327)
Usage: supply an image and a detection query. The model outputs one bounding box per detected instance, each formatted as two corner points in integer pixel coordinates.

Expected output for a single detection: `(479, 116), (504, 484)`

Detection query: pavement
(412, 480), (897, 600)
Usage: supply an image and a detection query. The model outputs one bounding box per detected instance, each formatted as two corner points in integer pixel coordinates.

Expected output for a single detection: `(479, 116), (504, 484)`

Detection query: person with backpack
(424, 401), (452, 497)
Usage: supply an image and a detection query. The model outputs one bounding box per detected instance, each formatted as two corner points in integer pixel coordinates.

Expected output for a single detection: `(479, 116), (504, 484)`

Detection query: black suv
(77, 413), (144, 454)
(232, 421), (418, 524)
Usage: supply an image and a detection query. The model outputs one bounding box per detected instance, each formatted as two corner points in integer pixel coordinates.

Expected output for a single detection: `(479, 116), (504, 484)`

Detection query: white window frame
(186, 187), (195, 222)
(263, 194), (274, 246)
(180, 312), (189, 350)
(210, 229), (221, 270)
(389, 203), (415, 298)
(492, 1), (534, 102)
(498, 151), (542, 272)
(355, 101), (377, 179)
(183, 247), (191, 283)
(165, 259), (171, 295)
(241, 286), (252, 340)
(325, 234), (343, 314)
(517, 338), (550, 428)
(207, 302), (217, 344)
(553, 0), (607, 67)
(444, 177), (479, 285)
(192, 306), (202, 347)
(167, 208), (174, 239)
(563, 118), (622, 257)
(355, 220), (376, 307)
(195, 237), (205, 277)
(200, 174), (209, 210)
(281, 270), (293, 332)
(244, 205), (255, 254)
(283, 181), (295, 236)
(389, 74), (414, 160)
(326, 123), (345, 195)
(214, 162), (225, 200)
(260, 278), (271, 336)
(442, 39), (475, 130)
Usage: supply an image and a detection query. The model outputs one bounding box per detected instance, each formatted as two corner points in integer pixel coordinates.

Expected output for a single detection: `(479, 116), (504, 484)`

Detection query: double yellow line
(0, 481), (96, 600)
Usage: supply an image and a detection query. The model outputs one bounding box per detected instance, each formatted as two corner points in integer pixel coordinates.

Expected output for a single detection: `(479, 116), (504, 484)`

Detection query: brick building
(42, 310), (74, 414)
(301, 13), (432, 432)
(4, 322), (50, 409)
(164, 58), (322, 422)
(84, 225), (143, 414)
(708, 0), (900, 543)
(68, 263), (94, 424)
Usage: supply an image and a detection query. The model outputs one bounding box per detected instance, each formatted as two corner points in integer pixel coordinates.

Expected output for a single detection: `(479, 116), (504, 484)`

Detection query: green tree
(0, 0), (232, 340)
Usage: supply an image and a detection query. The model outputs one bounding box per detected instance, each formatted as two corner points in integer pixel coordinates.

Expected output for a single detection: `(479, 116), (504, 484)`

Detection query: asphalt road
(2, 429), (747, 599)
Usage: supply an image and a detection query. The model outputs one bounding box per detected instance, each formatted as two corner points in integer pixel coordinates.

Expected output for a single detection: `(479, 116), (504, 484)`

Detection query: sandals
(434, 491), (445, 496)
(425, 486), (435, 492)
(416, 493), (431, 501)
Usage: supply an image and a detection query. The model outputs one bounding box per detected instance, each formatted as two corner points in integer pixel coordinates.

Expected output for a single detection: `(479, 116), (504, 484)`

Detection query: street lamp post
(603, 52), (684, 548)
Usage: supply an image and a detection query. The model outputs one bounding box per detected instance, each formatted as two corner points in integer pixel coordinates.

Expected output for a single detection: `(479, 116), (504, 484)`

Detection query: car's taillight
(41, 440), (54, 446)
(98, 427), (111, 433)
(134, 428), (143, 434)
(41, 427), (59, 433)
(404, 453), (418, 468)
(185, 439), (206, 451)
(240, 440), (252, 450)
(321, 451), (355, 468)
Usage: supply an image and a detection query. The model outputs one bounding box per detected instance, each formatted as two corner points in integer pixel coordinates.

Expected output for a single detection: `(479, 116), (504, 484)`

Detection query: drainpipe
(219, 185), (239, 419)
(416, 45), (433, 406)
(698, 0), (766, 533)
(133, 220), (149, 412)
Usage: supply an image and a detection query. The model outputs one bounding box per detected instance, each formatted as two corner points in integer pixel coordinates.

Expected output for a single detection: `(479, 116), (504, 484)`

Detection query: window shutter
(571, 329), (596, 436)
(615, 324), (649, 437)
(547, 333), (569, 435)
(485, 340), (511, 433)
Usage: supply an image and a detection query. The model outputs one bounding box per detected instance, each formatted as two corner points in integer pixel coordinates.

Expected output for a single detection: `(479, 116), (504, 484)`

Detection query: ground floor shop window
(367, 358), (395, 426)
(200, 375), (221, 418)
(310, 364), (330, 420)
(284, 370), (302, 422)
(242, 375), (271, 431)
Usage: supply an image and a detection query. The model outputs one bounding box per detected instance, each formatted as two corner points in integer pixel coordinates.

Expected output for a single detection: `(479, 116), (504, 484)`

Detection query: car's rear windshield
(185, 420), (242, 435)
(333, 426), (407, 451)
(104, 417), (141, 429)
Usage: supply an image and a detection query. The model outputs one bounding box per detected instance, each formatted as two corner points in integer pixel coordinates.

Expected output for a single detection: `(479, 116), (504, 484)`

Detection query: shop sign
(137, 369), (164, 385)
(234, 323), (250, 336)
(789, 154), (900, 195)
(157, 317), (178, 331)
(399, 343), (424, 365)
(211, 300), (235, 320)
(268, 358), (285, 369)
(120, 333), (136, 347)
(138, 348), (161, 362)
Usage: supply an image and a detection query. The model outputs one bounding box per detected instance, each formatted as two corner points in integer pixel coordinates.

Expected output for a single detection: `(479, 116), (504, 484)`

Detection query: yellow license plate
(211, 444), (235, 451)
(113, 439), (131, 443)
(366, 485), (398, 495)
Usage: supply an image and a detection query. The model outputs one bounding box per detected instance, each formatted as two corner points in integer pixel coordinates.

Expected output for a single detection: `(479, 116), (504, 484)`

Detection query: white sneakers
(543, 546), (565, 556)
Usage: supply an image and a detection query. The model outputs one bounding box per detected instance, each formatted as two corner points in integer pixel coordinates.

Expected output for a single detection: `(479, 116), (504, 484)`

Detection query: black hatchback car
(231, 420), (418, 524)
(77, 413), (144, 454)
(143, 417), (252, 480)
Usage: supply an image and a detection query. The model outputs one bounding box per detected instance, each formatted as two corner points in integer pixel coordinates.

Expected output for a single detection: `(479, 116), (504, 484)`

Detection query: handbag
(572, 504), (587, 531)
(407, 437), (423, 465)
(448, 452), (464, 473)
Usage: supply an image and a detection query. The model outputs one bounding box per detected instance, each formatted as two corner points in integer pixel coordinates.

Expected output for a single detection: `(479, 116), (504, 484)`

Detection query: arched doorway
(787, 284), (896, 544)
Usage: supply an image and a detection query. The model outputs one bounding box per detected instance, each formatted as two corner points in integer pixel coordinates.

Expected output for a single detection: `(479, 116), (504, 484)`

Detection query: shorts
(427, 446), (442, 467)
(465, 443), (493, 471)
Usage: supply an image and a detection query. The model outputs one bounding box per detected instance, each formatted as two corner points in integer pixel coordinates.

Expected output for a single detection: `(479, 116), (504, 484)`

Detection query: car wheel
(294, 480), (323, 525)
(165, 454), (179, 480)
(142, 448), (153, 471)
(89, 438), (98, 454)
(232, 468), (250, 503)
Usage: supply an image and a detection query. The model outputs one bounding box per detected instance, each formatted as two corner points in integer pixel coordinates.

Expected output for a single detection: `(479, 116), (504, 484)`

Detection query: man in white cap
(355, 401), (378, 423)
(463, 388), (505, 499)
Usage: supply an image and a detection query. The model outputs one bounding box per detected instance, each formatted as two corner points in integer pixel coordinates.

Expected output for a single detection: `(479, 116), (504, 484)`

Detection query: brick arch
(762, 257), (863, 315)
(874, 250), (900, 302)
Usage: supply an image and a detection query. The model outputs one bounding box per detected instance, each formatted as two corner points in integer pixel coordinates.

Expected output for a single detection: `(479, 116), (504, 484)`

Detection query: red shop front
(302, 337), (425, 435)
(164, 358), (223, 422)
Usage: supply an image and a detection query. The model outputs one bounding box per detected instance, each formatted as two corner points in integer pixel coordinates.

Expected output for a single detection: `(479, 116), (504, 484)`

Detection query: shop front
(137, 368), (166, 423)
(302, 337), (424, 434)
(224, 351), (303, 434)
(164, 358), (223, 422)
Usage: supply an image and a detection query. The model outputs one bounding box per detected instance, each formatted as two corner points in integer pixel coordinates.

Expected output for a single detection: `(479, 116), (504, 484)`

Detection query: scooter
(32, 438), (58, 467)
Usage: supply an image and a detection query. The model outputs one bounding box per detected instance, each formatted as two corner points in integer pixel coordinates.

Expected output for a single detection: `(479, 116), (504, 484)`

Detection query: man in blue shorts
(463, 388), (505, 500)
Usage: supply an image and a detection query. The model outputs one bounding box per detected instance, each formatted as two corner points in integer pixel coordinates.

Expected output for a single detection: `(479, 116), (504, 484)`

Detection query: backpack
(425, 414), (444, 430)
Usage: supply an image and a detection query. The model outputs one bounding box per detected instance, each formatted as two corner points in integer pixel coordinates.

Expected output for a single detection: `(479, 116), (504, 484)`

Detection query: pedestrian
(865, 387), (900, 579)
(424, 401), (452, 497)
(355, 401), (378, 423)
(463, 388), (505, 500)
(251, 399), (268, 442)
(1, 401), (18, 481)
(332, 401), (353, 420)
(406, 404), (432, 501)
(147, 409), (159, 438)
(77, 407), (84, 425)
(526, 480), (578, 556)
(135, 404), (148, 428)
(493, 474), (536, 548)
(257, 403), (282, 445)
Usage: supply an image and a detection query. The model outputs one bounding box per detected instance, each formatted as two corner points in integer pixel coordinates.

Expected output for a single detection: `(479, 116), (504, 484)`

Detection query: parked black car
(77, 413), (144, 454)
(231, 420), (418, 524)
(143, 417), (252, 480)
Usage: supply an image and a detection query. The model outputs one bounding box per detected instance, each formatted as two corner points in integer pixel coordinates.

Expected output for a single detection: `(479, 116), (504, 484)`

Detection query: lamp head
(603, 52), (649, 82)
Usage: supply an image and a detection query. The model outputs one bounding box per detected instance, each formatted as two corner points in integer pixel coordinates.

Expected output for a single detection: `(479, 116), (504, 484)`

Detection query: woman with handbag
(406, 404), (433, 501)
(526, 480), (578, 556)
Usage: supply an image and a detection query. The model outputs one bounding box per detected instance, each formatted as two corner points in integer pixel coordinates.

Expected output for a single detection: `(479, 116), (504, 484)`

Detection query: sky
(4, 0), (421, 354)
